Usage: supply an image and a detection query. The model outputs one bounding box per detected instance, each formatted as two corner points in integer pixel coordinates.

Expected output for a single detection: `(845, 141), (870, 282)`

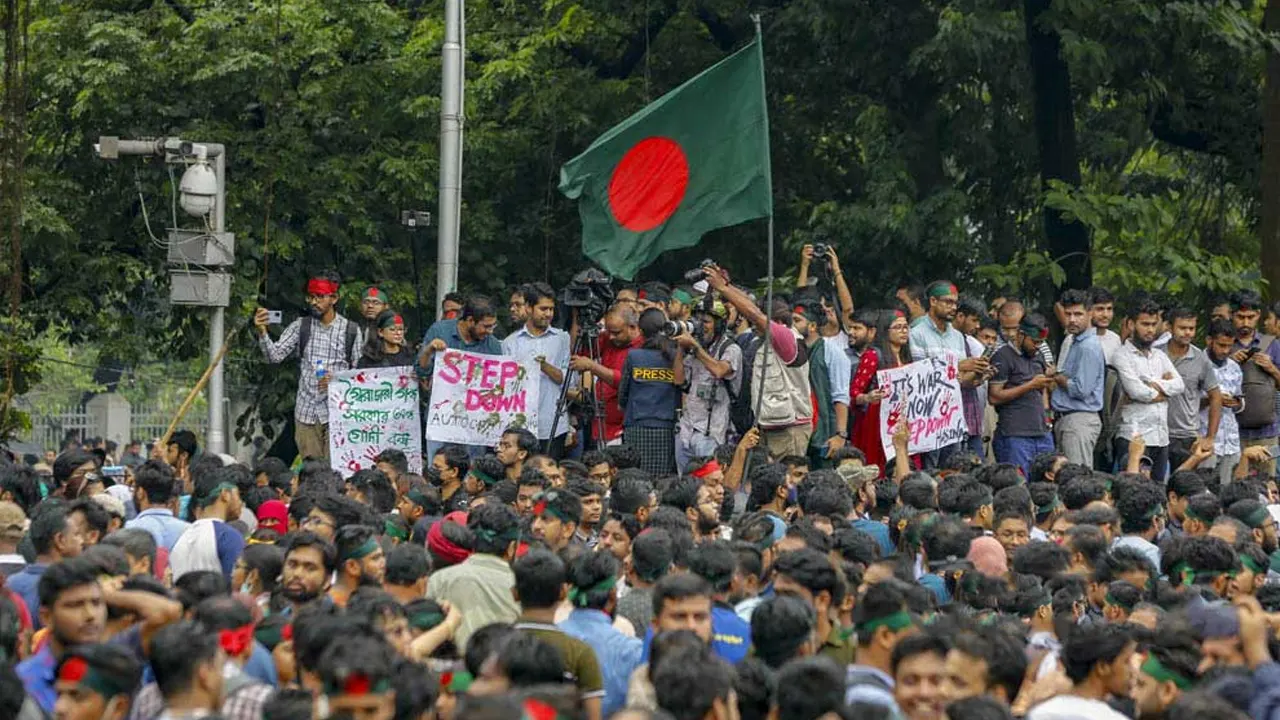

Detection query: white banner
(877, 355), (967, 460)
(327, 366), (423, 477)
(425, 349), (540, 446)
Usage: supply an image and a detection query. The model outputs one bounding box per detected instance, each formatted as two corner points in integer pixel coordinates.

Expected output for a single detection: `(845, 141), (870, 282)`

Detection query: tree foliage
(0, 0), (1272, 438)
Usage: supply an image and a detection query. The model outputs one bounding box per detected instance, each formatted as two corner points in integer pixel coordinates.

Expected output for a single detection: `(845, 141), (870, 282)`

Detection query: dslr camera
(661, 319), (700, 341)
(684, 258), (716, 282)
(812, 243), (832, 259)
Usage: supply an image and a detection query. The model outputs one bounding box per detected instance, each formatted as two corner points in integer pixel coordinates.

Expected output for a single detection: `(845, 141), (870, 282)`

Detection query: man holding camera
(674, 300), (742, 472)
(502, 282), (572, 457)
(254, 270), (362, 461)
(571, 303), (643, 446)
(703, 264), (813, 458)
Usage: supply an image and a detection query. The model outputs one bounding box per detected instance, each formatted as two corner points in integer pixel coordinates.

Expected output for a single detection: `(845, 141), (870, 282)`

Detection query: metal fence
(20, 404), (94, 452)
(19, 402), (207, 452)
(133, 404), (207, 444)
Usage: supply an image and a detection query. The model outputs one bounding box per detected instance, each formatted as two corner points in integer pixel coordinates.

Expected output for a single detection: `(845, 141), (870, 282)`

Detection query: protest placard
(877, 355), (967, 460)
(327, 366), (423, 477)
(425, 349), (540, 447)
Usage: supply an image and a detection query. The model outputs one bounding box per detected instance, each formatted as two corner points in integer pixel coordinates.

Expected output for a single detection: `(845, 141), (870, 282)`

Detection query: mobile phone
(981, 344), (996, 360)
(266, 310), (283, 325)
(1246, 347), (1260, 358)
(102, 465), (126, 478)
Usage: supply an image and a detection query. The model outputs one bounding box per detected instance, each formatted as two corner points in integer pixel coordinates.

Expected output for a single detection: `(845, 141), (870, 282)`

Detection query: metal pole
(207, 149), (227, 454)
(436, 0), (463, 321)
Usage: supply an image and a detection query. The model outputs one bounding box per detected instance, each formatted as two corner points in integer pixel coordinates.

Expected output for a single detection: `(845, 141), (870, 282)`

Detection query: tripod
(545, 322), (607, 455)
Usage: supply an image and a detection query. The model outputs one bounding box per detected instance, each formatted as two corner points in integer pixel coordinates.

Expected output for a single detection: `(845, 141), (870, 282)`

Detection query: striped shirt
(258, 314), (359, 424)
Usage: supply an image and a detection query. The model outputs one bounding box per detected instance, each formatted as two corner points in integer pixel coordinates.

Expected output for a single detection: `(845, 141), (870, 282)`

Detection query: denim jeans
(992, 433), (1055, 479)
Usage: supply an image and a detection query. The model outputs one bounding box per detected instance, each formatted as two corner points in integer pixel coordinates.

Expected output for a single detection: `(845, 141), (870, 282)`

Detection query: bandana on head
(308, 278), (339, 296)
(219, 624), (255, 657)
(533, 492), (574, 524)
(441, 671), (473, 694)
(378, 313), (405, 330)
(856, 610), (913, 637)
(468, 469), (499, 487)
(340, 537), (380, 563)
(325, 671), (391, 698)
(1019, 318), (1049, 341)
(690, 460), (722, 479)
(928, 283), (958, 298)
(427, 515), (473, 565)
(671, 289), (694, 306)
(197, 482), (236, 508)
(567, 574), (618, 607)
(58, 656), (127, 699)
(1104, 593), (1135, 612)
(383, 519), (409, 542)
(363, 286), (384, 301)
(1141, 654), (1193, 689)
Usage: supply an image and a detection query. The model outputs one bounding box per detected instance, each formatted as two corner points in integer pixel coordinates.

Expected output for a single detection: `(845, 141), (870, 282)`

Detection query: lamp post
(436, 0), (464, 321)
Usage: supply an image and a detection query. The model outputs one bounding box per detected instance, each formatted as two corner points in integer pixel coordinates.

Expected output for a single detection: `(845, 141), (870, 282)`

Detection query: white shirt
(1203, 358), (1242, 457)
(1113, 340), (1185, 447)
(1027, 695), (1130, 720)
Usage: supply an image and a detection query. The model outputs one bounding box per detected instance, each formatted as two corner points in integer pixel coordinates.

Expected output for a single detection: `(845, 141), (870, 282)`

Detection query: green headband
(341, 537), (380, 563)
(1035, 498), (1061, 518)
(409, 611), (445, 630)
(856, 610), (913, 637)
(672, 289), (694, 306)
(1242, 554), (1265, 575)
(57, 656), (129, 699)
(1104, 593), (1136, 612)
(473, 526), (520, 544)
(197, 482), (237, 508)
(442, 670), (473, 694)
(468, 469), (499, 487)
(568, 574), (618, 607)
(383, 519), (408, 542)
(1185, 507), (1206, 524)
(1245, 505), (1272, 530)
(928, 283), (958, 298)
(406, 490), (432, 509)
(1141, 654), (1193, 690)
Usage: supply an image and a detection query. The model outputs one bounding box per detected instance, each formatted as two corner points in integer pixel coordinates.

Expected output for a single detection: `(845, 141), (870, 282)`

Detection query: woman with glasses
(850, 310), (914, 476)
(358, 310), (417, 369)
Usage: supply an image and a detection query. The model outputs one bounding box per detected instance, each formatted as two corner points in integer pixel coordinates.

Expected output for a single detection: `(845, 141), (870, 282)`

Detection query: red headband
(308, 278), (339, 296)
(691, 460), (722, 479)
(219, 624), (255, 657)
(894, 310), (905, 319)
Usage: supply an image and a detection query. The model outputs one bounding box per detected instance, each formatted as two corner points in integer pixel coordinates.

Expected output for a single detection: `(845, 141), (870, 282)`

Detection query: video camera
(561, 268), (615, 330)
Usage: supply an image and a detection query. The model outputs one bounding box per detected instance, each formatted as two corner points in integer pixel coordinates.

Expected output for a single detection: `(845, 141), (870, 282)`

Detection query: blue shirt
(418, 318), (504, 377)
(6, 563), (46, 629)
(127, 508), (191, 551)
(918, 573), (951, 605)
(502, 325), (571, 440)
(710, 603), (750, 664)
(559, 609), (642, 717)
(853, 518), (895, 558)
(1051, 328), (1106, 413)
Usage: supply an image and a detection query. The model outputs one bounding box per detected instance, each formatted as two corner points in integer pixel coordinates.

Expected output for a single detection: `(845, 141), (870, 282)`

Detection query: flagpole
(750, 13), (774, 458)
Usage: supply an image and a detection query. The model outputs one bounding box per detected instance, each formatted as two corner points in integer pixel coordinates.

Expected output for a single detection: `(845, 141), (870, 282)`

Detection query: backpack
(297, 316), (361, 367)
(1238, 334), (1277, 429)
(727, 332), (764, 435)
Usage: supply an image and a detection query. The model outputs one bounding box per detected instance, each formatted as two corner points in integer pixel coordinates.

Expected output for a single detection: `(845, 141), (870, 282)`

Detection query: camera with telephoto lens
(661, 320), (699, 340)
(683, 258), (716, 282)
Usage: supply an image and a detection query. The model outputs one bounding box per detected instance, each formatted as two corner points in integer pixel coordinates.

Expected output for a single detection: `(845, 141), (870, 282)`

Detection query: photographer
(618, 308), (686, 474)
(674, 300), (742, 472)
(254, 270), (362, 461)
(570, 303), (643, 446)
(703, 264), (813, 458)
(796, 244), (856, 333)
(502, 282), (571, 457)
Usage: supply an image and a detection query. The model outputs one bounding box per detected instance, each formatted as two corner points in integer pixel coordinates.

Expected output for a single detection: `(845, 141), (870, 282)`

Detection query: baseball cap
(0, 500), (27, 542)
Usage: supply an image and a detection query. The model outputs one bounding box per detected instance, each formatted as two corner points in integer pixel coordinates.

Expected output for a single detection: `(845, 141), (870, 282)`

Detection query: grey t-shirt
(679, 337), (742, 442)
(991, 344), (1048, 437)
(1165, 344), (1219, 439)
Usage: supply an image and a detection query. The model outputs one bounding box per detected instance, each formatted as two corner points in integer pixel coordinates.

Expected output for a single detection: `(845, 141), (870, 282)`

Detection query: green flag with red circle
(559, 35), (772, 280)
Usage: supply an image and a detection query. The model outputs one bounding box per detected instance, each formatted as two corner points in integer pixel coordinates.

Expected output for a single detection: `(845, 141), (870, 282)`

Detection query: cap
(90, 493), (126, 520)
(257, 500), (288, 531)
(836, 462), (878, 489)
(0, 501), (24, 541)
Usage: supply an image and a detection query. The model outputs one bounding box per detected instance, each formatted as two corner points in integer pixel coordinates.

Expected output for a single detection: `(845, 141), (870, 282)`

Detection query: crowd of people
(0, 248), (1279, 720)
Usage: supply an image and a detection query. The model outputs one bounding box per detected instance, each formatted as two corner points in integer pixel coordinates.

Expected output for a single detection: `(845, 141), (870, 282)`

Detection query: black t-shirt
(991, 344), (1047, 436)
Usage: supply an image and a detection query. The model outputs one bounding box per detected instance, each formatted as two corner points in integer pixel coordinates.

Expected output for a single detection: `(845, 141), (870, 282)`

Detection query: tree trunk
(1023, 0), (1091, 291)
(1261, 0), (1280, 298)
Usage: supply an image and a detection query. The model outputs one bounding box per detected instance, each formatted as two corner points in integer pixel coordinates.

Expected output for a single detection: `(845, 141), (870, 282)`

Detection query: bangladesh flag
(559, 33), (772, 280)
